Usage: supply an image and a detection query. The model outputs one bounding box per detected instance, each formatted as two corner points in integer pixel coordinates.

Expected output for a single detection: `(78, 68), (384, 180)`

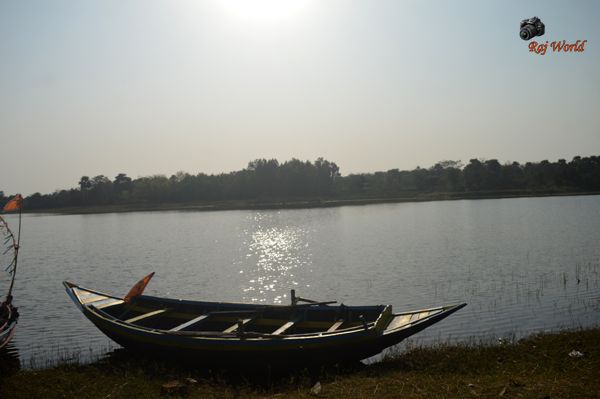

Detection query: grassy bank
(2, 329), (599, 398)
(25, 190), (600, 215)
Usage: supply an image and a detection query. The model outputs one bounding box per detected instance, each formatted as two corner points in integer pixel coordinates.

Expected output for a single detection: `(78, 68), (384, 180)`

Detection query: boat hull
(83, 307), (388, 364)
(65, 281), (466, 365)
(0, 305), (18, 350)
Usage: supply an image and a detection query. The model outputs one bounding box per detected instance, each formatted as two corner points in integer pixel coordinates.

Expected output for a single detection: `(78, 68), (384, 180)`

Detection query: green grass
(2, 328), (599, 398)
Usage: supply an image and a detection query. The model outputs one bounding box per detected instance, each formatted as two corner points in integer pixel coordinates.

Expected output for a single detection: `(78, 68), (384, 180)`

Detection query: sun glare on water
(217, 0), (314, 24)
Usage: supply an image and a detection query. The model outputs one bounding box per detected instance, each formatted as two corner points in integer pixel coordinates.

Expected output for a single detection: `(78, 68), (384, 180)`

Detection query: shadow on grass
(94, 347), (367, 389)
(0, 344), (21, 376)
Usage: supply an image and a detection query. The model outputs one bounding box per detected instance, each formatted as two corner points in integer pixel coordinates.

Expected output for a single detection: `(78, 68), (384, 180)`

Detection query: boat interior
(70, 285), (394, 336)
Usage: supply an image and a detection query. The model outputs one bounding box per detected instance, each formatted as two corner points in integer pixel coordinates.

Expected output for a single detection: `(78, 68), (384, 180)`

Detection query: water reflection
(240, 213), (312, 304)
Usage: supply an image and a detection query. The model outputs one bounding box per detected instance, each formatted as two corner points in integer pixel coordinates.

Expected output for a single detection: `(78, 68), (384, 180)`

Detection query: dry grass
(2, 329), (599, 398)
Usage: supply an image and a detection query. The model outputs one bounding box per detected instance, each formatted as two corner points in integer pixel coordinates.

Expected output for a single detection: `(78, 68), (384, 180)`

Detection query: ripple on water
(1, 196), (599, 367)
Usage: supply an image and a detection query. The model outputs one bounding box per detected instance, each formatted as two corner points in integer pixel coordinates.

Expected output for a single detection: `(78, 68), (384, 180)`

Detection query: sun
(217, 0), (314, 24)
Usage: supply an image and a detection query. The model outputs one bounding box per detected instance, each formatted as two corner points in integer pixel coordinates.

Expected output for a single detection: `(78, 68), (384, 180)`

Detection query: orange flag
(3, 194), (23, 212)
(124, 272), (155, 303)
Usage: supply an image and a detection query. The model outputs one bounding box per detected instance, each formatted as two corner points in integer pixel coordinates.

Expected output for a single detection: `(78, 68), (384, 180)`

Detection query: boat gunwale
(65, 282), (388, 340)
(64, 281), (466, 342)
(86, 299), (382, 340)
(0, 303), (15, 330)
(0, 304), (18, 348)
(0, 319), (17, 340)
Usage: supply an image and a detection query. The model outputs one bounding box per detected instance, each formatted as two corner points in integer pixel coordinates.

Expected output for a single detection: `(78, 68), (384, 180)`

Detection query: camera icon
(520, 16), (545, 41)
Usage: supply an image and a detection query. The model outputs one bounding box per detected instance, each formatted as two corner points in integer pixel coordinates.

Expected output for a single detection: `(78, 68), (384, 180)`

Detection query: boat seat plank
(125, 309), (169, 324)
(169, 314), (209, 332)
(81, 294), (109, 305)
(272, 316), (302, 335)
(327, 319), (345, 332)
(92, 298), (124, 310)
(223, 318), (253, 333)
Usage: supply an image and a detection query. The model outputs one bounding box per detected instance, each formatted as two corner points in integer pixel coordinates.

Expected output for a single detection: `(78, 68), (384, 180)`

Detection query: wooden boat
(0, 301), (18, 350)
(0, 197), (23, 351)
(64, 278), (466, 365)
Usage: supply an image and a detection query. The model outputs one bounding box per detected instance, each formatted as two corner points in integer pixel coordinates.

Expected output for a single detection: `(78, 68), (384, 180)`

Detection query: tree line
(1, 156), (599, 210)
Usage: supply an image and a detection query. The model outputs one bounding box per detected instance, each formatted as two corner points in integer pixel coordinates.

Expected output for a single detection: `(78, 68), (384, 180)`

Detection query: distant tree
(25, 192), (44, 209)
(89, 175), (113, 204)
(464, 159), (485, 191)
(571, 155), (600, 189)
(91, 175), (110, 186)
(384, 169), (402, 194)
(131, 175), (171, 203)
(412, 167), (430, 191)
(428, 160), (463, 191)
(501, 162), (525, 189)
(114, 173), (133, 200)
(483, 159), (502, 189)
(336, 174), (366, 196)
(248, 159), (280, 198)
(314, 157), (340, 196)
(16, 155), (600, 210)
(79, 176), (91, 191)
(114, 173), (132, 186)
(79, 176), (92, 203)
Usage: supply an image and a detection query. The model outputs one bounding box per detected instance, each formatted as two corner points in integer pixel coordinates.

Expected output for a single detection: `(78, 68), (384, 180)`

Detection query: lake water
(2, 195), (600, 367)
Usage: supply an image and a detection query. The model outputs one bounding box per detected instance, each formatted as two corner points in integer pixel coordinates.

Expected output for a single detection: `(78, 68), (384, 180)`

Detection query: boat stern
(380, 303), (467, 347)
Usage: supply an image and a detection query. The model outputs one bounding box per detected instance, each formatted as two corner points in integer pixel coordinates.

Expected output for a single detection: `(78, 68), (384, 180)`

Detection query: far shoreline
(19, 189), (600, 216)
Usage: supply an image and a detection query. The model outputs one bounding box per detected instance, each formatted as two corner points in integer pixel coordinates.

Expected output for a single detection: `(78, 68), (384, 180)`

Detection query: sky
(0, 0), (599, 195)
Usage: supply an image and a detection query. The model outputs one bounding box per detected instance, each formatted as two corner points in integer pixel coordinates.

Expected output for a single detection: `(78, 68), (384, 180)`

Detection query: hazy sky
(1, 0), (598, 195)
